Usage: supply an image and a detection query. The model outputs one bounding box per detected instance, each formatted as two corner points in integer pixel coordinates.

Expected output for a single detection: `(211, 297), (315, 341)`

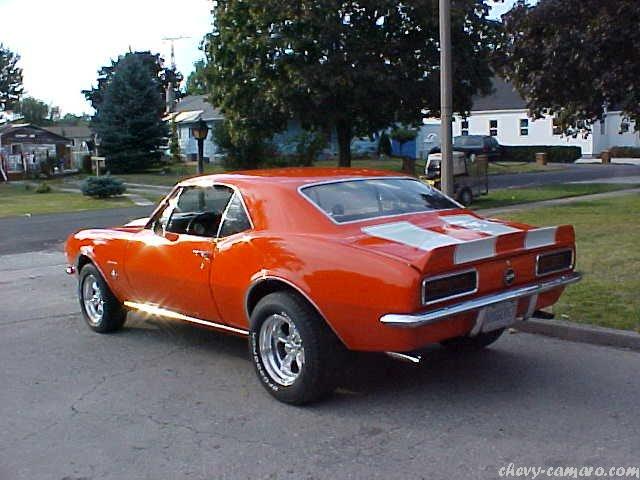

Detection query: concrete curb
(516, 318), (640, 352)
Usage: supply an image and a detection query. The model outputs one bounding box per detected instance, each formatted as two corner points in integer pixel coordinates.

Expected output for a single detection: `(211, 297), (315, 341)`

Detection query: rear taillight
(422, 269), (477, 305)
(536, 249), (574, 276)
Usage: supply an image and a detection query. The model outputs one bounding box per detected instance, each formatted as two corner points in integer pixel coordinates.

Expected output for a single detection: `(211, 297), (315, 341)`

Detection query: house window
(489, 119), (498, 137)
(620, 121), (630, 134)
(519, 118), (529, 136)
(552, 117), (562, 135)
(461, 119), (469, 136)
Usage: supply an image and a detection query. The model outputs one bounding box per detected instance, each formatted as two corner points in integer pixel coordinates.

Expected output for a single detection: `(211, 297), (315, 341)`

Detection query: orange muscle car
(65, 168), (580, 404)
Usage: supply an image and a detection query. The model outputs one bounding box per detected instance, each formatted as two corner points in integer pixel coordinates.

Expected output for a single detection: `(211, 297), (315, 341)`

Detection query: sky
(0, 0), (516, 115)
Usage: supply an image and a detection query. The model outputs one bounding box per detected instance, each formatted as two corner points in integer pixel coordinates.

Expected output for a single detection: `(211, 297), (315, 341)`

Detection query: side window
(165, 185), (234, 237)
(218, 192), (252, 237)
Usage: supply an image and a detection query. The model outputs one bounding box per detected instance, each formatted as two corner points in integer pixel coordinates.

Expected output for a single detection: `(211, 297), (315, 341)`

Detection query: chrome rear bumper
(380, 272), (582, 328)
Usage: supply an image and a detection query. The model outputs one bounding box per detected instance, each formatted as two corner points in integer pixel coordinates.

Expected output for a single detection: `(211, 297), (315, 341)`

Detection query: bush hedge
(81, 176), (126, 198)
(609, 146), (640, 158)
(502, 145), (582, 163)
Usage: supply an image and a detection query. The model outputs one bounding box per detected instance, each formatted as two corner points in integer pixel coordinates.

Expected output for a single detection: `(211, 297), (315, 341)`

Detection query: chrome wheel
(82, 274), (104, 326)
(259, 313), (305, 386)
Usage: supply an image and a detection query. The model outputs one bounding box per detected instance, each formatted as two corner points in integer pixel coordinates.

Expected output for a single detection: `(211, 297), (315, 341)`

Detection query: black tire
(458, 187), (473, 206)
(249, 291), (345, 405)
(440, 328), (505, 352)
(78, 264), (127, 333)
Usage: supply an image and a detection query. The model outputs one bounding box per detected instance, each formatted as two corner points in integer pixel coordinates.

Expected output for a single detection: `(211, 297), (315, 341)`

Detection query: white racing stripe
(362, 217), (558, 264)
(454, 237), (497, 264)
(362, 221), (462, 251)
(440, 214), (521, 236)
(525, 227), (558, 249)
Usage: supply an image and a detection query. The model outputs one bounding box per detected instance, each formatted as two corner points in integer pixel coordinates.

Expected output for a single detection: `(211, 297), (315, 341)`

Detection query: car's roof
(178, 167), (406, 189)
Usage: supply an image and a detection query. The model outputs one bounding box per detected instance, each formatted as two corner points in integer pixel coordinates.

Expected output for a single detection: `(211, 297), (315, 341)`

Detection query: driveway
(1, 249), (639, 480)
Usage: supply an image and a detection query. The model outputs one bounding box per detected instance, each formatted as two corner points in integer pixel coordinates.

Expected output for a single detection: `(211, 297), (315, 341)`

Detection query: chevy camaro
(65, 168), (581, 404)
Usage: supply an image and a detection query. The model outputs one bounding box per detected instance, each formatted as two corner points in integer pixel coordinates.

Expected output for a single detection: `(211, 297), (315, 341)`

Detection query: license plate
(482, 300), (518, 332)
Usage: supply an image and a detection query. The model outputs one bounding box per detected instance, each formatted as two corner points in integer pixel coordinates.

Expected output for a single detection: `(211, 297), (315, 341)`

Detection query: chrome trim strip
(535, 248), (575, 277)
(380, 272), (582, 328)
(124, 301), (249, 336)
(421, 268), (478, 306)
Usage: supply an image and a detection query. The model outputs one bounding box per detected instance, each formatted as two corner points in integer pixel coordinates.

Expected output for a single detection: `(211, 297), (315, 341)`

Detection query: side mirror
(164, 231), (179, 242)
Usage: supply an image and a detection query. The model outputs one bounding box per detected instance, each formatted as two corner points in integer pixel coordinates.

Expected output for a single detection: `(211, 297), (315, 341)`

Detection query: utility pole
(439, 0), (454, 197)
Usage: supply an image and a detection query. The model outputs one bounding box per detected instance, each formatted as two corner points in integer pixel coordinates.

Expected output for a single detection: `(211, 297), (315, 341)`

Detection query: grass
(0, 183), (134, 218)
(473, 183), (639, 209)
(487, 161), (565, 175)
(502, 193), (640, 332)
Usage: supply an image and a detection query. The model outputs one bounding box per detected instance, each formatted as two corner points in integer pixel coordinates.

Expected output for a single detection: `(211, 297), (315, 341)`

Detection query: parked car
(453, 134), (503, 161)
(65, 168), (580, 404)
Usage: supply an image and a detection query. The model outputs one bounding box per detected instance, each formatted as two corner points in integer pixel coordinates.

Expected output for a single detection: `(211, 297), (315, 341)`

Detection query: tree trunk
(336, 120), (352, 167)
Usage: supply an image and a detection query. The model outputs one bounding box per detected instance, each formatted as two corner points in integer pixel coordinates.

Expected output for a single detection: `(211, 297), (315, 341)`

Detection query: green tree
(17, 97), (51, 125)
(204, 0), (495, 166)
(83, 50), (182, 114)
(185, 59), (208, 95)
(0, 43), (23, 111)
(498, 0), (640, 134)
(169, 118), (181, 163)
(88, 52), (169, 173)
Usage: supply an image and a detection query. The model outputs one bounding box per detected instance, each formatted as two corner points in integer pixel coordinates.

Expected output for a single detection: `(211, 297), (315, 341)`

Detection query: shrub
(81, 176), (126, 198)
(609, 146), (640, 158)
(35, 182), (51, 194)
(214, 120), (276, 170)
(293, 129), (327, 166)
(501, 146), (582, 163)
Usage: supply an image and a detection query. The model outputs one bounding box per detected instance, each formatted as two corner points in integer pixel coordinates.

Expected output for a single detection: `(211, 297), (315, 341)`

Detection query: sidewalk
(477, 186), (640, 216)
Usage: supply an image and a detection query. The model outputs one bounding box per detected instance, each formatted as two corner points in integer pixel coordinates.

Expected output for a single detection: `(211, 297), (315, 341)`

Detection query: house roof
(167, 95), (224, 123)
(43, 125), (92, 139)
(0, 123), (72, 143)
(471, 77), (527, 112)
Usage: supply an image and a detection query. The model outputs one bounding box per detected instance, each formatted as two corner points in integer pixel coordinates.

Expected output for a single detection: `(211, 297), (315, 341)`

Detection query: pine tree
(90, 52), (169, 173)
(0, 43), (23, 111)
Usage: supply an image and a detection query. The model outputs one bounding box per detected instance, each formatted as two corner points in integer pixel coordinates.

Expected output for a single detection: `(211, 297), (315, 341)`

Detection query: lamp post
(191, 118), (209, 175)
(439, 0), (454, 197)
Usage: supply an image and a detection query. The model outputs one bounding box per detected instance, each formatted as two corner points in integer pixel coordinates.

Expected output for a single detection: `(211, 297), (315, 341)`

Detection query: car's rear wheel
(440, 328), (505, 351)
(249, 291), (345, 405)
(78, 264), (127, 333)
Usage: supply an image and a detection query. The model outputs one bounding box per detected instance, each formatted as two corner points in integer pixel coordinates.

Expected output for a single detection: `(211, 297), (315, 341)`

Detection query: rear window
(300, 178), (457, 224)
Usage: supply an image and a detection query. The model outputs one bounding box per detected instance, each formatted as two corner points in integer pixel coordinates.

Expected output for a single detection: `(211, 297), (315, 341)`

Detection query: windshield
(454, 136), (484, 148)
(300, 178), (458, 223)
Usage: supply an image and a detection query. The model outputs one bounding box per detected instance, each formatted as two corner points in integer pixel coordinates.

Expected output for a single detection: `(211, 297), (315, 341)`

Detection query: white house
(451, 78), (639, 158)
(166, 95), (224, 162)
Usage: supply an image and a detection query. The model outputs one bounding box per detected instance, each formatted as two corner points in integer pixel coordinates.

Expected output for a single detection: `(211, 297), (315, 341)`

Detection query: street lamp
(191, 118), (209, 175)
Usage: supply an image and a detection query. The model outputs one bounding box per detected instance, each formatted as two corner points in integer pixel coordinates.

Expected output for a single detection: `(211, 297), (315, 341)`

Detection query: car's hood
(340, 211), (573, 272)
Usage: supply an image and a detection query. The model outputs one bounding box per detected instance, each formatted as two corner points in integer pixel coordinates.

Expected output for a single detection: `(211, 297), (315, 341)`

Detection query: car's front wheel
(249, 292), (344, 405)
(78, 264), (127, 333)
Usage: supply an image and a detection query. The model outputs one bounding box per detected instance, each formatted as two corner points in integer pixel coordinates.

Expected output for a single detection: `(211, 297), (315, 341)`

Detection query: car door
(124, 184), (235, 320)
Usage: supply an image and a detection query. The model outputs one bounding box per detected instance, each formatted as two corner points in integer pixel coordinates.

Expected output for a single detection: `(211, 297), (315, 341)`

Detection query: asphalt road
(488, 163), (640, 189)
(1, 250), (639, 480)
(0, 206), (152, 255)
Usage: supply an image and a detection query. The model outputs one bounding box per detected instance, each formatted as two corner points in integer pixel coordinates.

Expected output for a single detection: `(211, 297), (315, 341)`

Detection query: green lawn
(487, 162), (565, 175)
(0, 183), (134, 218)
(473, 183), (639, 209)
(502, 194), (640, 332)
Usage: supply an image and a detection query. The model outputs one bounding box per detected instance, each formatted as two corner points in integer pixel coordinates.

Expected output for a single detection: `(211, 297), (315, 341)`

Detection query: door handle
(192, 249), (211, 259)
